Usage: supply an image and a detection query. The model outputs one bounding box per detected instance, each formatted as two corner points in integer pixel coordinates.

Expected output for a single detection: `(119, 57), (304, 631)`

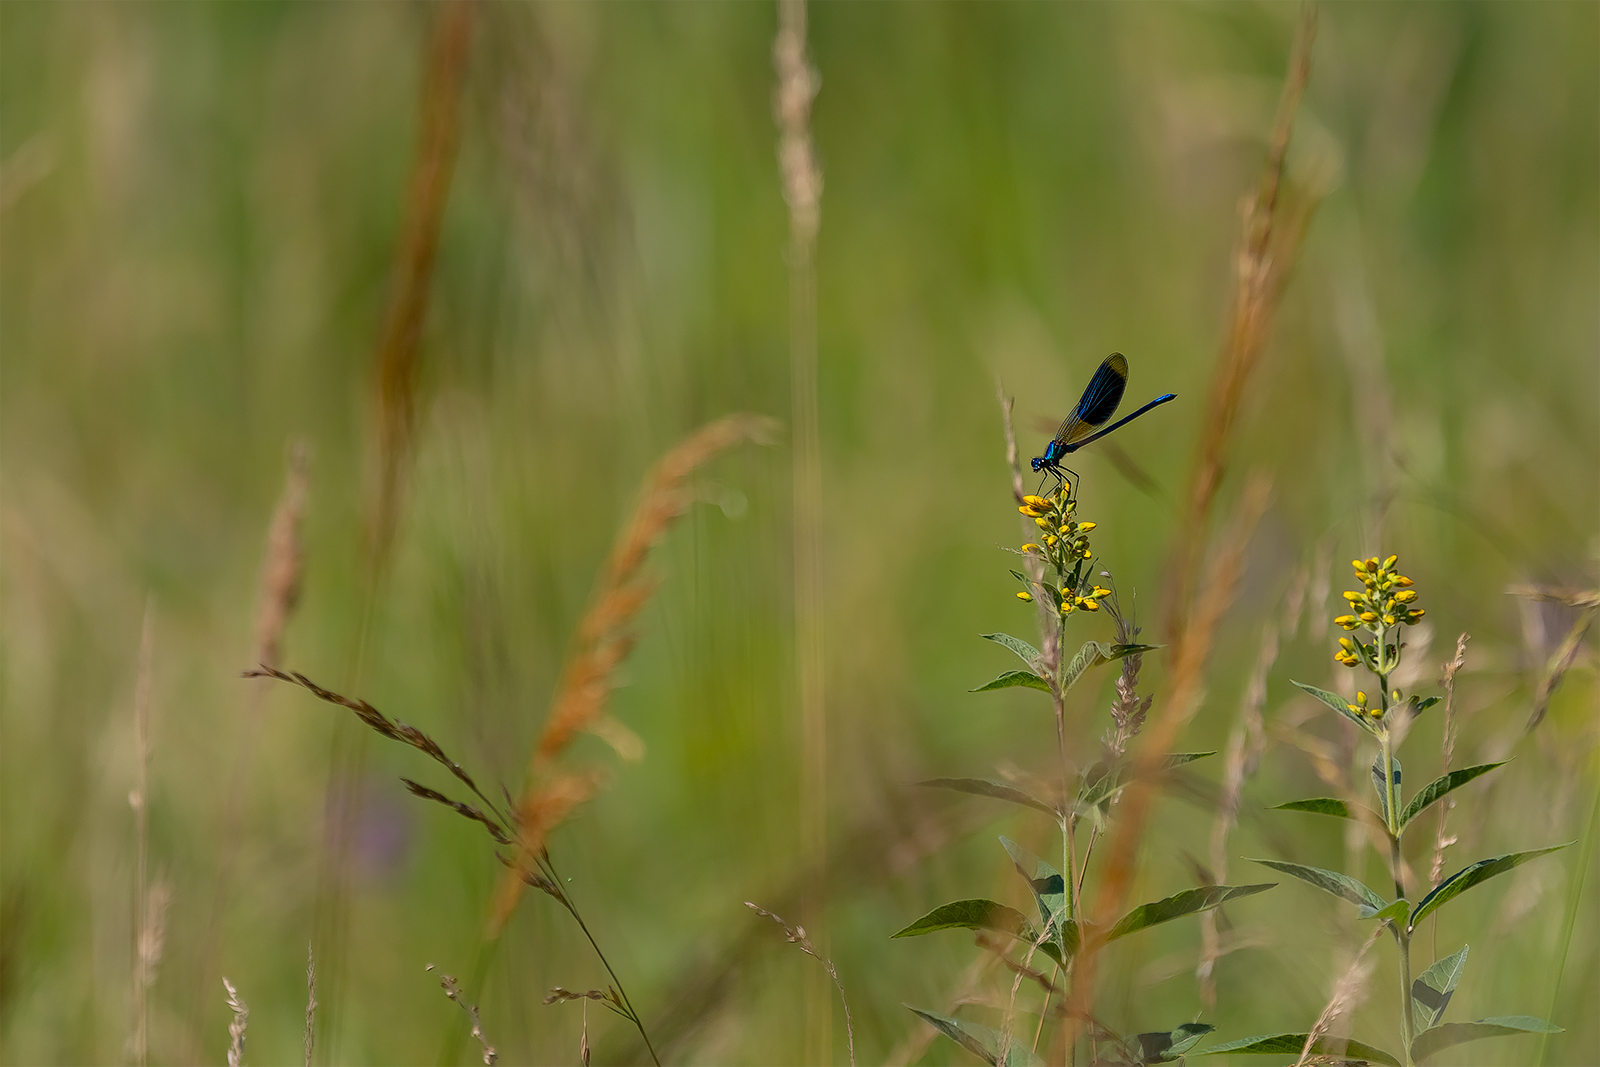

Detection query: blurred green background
(2, 2), (1595, 1064)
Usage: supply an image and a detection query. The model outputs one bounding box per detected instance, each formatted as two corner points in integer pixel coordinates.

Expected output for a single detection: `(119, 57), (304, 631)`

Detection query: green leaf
(1412, 944), (1469, 1032)
(982, 632), (1044, 672)
(1291, 680), (1378, 735)
(1411, 695), (1442, 714)
(1162, 751), (1216, 768)
(917, 778), (1058, 816)
(1369, 898), (1410, 926)
(1199, 1033), (1399, 1065)
(1250, 859), (1387, 913)
(891, 899), (1033, 942)
(1398, 762), (1508, 830)
(1273, 797), (1362, 820)
(1061, 641), (1157, 693)
(1410, 1016), (1562, 1063)
(1371, 753), (1402, 826)
(971, 670), (1053, 694)
(1129, 1023), (1214, 1064)
(1410, 845), (1569, 930)
(905, 1005), (1045, 1067)
(1100, 883), (1274, 946)
(999, 837), (1074, 963)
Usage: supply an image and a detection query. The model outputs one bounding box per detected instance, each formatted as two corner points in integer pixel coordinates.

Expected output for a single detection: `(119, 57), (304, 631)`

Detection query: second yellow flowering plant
(1202, 555), (1568, 1067)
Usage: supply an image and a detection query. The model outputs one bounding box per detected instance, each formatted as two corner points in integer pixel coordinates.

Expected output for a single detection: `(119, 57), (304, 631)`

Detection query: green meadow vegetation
(2, 2), (1595, 1064)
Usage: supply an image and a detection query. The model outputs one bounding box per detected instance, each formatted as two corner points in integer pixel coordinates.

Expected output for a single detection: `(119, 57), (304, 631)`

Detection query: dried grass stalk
(1199, 620), (1278, 1005)
(223, 978), (249, 1067)
(489, 414), (778, 934)
(429, 965), (497, 1065)
(775, 5), (828, 1053)
(254, 441), (308, 669)
(1162, 2), (1318, 641)
(1294, 924), (1384, 1067)
(1430, 633), (1470, 885)
(369, 0), (475, 562)
(303, 942), (316, 1067)
(746, 902), (856, 1067)
(129, 601), (155, 1067)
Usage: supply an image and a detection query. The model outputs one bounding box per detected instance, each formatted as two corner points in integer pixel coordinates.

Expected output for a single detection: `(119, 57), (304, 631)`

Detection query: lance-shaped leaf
(1250, 859), (1387, 913)
(1410, 1016), (1562, 1063)
(1412, 944), (1469, 1032)
(1062, 641), (1160, 694)
(1129, 1023), (1214, 1064)
(972, 670), (1052, 694)
(1291, 680), (1379, 735)
(892, 899), (1034, 942)
(1371, 753), (1402, 827)
(906, 1005), (1045, 1067)
(981, 632), (1045, 673)
(1000, 836), (1073, 962)
(918, 777), (1057, 816)
(1409, 845), (1569, 930)
(1273, 797), (1368, 821)
(1398, 762), (1508, 830)
(1199, 1033), (1399, 1066)
(1097, 883), (1273, 947)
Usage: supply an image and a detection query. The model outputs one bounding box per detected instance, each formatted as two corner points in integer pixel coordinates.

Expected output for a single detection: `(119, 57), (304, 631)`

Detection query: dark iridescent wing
(1052, 353), (1129, 446)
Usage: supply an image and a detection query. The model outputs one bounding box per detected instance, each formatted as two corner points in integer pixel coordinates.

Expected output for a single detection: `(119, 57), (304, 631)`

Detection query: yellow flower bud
(1017, 591), (1034, 602)
(1334, 615), (1359, 629)
(1383, 614), (1396, 625)
(1359, 611), (1378, 622)
(1394, 575), (1414, 587)
(1391, 690), (1401, 702)
(1338, 638), (1354, 651)
(1023, 495), (1047, 507)
(1022, 543), (1040, 554)
(1367, 557), (1380, 570)
(1078, 522), (1097, 532)
(1044, 535), (1058, 546)
(1082, 599), (1100, 611)
(1081, 548), (1092, 559)
(1384, 554), (1399, 570)
(1059, 525), (1073, 536)
(1394, 590), (1417, 603)
(1352, 559), (1368, 573)
(1035, 516), (1050, 529)
(1342, 591), (1363, 602)
(1356, 691), (1367, 705)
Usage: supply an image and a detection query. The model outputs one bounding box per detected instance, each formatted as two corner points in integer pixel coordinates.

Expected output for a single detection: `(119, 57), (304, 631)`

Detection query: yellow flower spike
(1394, 590), (1417, 603)
(1017, 591), (1034, 602)
(1359, 611), (1378, 622)
(1384, 554), (1399, 570)
(1078, 522), (1096, 532)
